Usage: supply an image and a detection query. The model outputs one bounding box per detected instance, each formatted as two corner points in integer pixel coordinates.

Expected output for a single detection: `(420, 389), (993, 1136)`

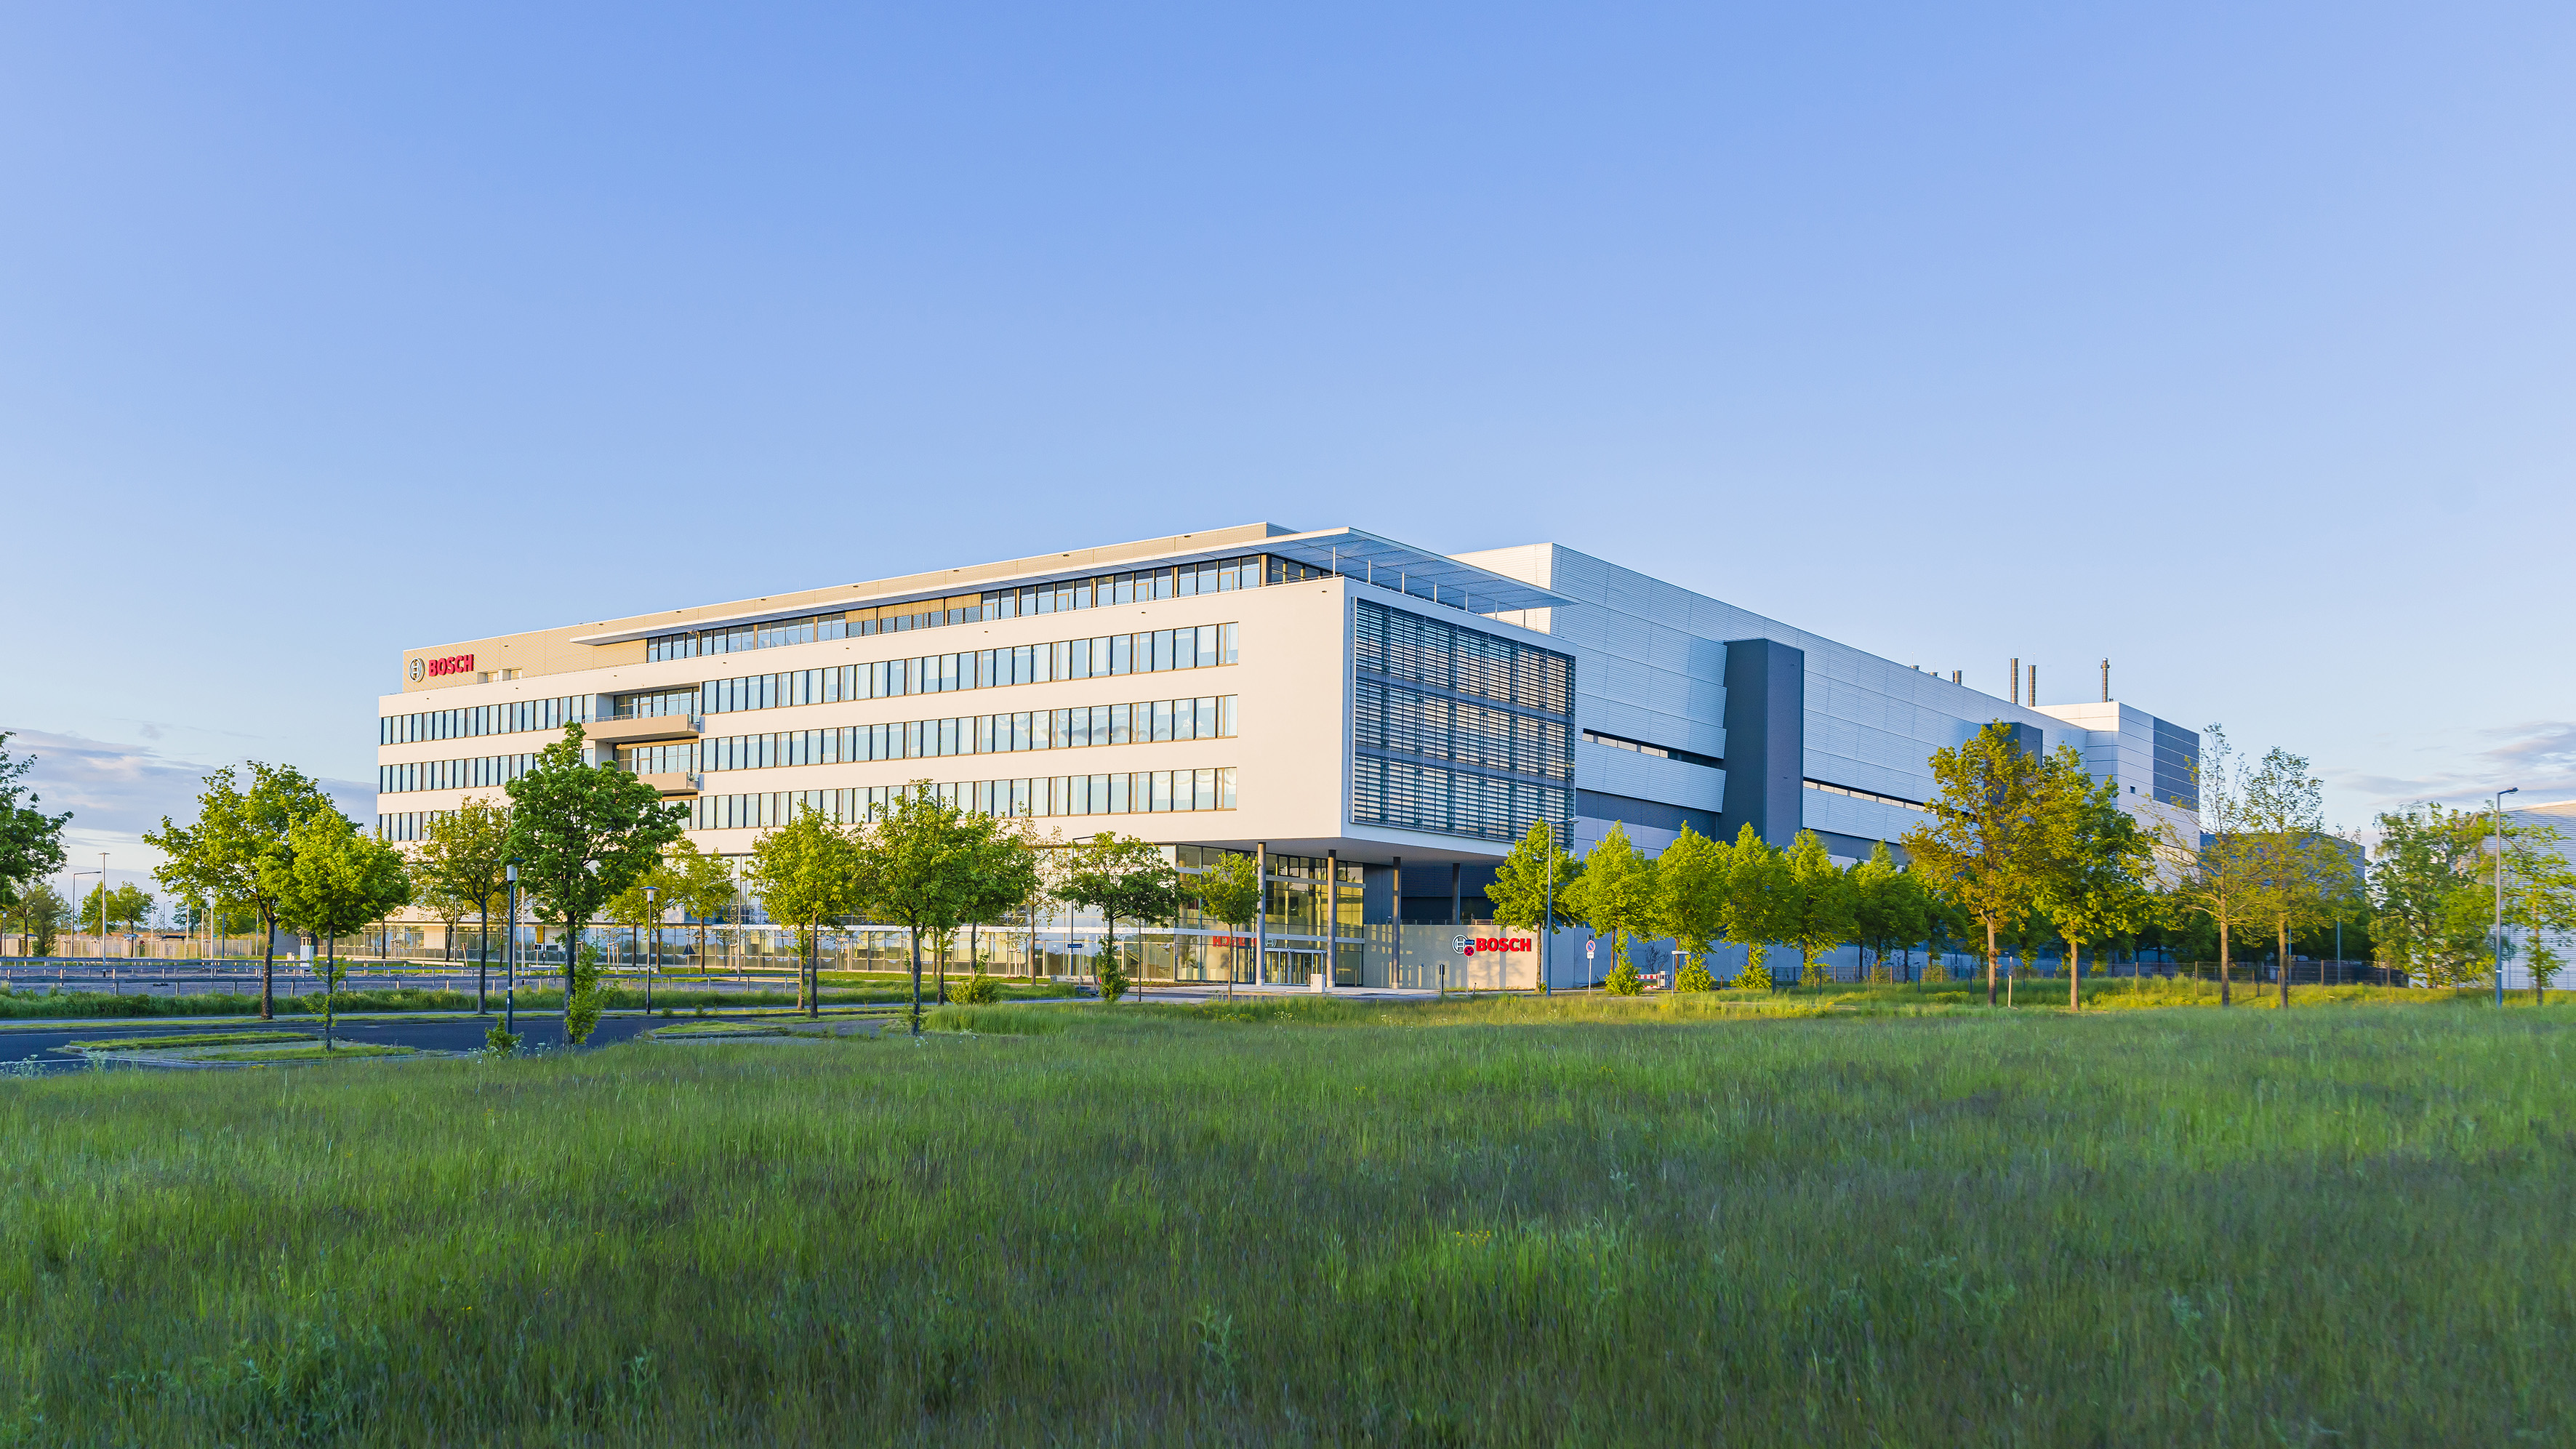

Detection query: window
(1582, 729), (1722, 770)
(1349, 598), (1574, 843)
(691, 767), (1237, 829)
(380, 695), (593, 746)
(1803, 779), (1922, 811)
(691, 694), (1239, 774)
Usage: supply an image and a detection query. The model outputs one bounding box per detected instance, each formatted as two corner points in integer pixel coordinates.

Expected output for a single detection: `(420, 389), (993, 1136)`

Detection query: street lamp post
(2494, 787), (2520, 1007)
(504, 858), (521, 1036)
(643, 886), (658, 1013)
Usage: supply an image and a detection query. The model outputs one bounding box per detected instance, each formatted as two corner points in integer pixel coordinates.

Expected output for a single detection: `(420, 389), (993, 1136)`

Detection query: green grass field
(1, 995), (2570, 1445)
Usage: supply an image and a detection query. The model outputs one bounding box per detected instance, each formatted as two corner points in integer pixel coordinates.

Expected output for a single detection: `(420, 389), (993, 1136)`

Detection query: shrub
(1096, 947), (1130, 1003)
(954, 971), (1001, 1006)
(565, 944), (606, 1045)
(1924, 960), (1949, 985)
(483, 1025), (521, 1056)
(1736, 953), (1775, 991)
(1603, 939), (1645, 996)
(1869, 958), (1895, 984)
(1674, 956), (1716, 992)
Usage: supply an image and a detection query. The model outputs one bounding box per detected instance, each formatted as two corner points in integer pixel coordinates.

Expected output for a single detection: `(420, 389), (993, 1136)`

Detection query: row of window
(623, 696), (1239, 777)
(1583, 729), (1723, 771)
(1350, 755), (1573, 845)
(379, 811), (441, 842)
(1353, 598), (1573, 718)
(1803, 778), (1923, 811)
(644, 557), (1272, 661)
(628, 623), (1241, 720)
(382, 696), (1242, 796)
(381, 754), (540, 795)
(380, 695), (594, 747)
(1356, 681), (1573, 781)
(692, 767), (1239, 830)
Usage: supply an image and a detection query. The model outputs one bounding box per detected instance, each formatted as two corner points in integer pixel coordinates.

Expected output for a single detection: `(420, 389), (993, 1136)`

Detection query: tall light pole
(96, 852), (110, 963)
(643, 886), (659, 1013)
(504, 858), (521, 1036)
(2494, 787), (2519, 1007)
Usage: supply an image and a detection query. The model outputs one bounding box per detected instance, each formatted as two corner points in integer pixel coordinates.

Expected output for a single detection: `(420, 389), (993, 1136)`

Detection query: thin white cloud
(1, 727), (374, 883)
(2324, 720), (2576, 822)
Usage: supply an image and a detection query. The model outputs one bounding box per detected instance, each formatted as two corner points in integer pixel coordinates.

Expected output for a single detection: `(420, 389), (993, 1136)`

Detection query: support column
(1323, 849), (1339, 992)
(1450, 862), (1462, 926)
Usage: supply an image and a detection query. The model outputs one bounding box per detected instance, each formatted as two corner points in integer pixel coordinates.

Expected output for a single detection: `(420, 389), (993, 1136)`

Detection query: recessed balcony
(589, 713), (702, 746)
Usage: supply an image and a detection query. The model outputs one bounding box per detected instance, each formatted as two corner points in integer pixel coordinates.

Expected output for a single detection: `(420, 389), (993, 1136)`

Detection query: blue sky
(5, 2), (2572, 904)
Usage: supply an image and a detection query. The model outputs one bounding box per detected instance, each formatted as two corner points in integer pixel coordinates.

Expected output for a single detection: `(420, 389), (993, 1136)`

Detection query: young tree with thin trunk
(745, 804), (867, 1019)
(857, 782), (979, 1036)
(659, 838), (739, 977)
(2159, 726), (2265, 1006)
(1779, 830), (1856, 992)
(504, 723), (690, 1032)
(1653, 824), (1727, 991)
(1056, 832), (1183, 998)
(2031, 750), (2157, 1011)
(2239, 745), (2356, 1007)
(1720, 825), (1793, 990)
(1488, 819), (1583, 992)
(1848, 840), (1929, 983)
(148, 763), (340, 1020)
(954, 817), (1040, 1003)
(1903, 723), (2052, 1006)
(1567, 822), (1656, 992)
(0, 734), (71, 950)
(1192, 850), (1261, 998)
(262, 810), (414, 1049)
(413, 796), (511, 1011)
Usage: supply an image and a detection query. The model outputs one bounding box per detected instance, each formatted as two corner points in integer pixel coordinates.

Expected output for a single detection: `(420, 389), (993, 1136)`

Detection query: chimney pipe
(2100, 658), (2110, 702)
(2010, 659), (2020, 706)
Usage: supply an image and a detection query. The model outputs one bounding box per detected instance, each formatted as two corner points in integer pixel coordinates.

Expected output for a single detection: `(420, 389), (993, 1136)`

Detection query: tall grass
(1, 1002), (2572, 1443)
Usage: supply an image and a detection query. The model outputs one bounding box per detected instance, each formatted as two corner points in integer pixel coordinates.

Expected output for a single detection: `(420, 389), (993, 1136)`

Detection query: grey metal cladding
(2151, 718), (2201, 810)
(1720, 638), (1805, 847)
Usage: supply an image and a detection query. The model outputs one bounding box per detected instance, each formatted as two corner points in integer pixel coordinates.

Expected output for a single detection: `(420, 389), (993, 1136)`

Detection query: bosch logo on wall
(412, 654), (476, 681)
(1457, 936), (1534, 956)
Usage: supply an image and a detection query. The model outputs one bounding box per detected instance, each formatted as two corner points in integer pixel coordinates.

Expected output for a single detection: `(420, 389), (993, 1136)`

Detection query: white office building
(377, 523), (2199, 987)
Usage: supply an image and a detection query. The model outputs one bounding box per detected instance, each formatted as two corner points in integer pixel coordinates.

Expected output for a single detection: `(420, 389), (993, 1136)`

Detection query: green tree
(2160, 726), (2267, 1006)
(856, 782), (980, 1037)
(503, 723), (690, 1032)
(413, 797), (512, 1011)
(12, 880), (68, 956)
(946, 814), (1035, 1006)
(1903, 722), (2052, 1006)
(2367, 803), (2489, 986)
(1653, 824), (1726, 992)
(1721, 825), (1793, 990)
(1488, 819), (1584, 991)
(80, 882), (156, 934)
(1567, 822), (1656, 992)
(565, 943), (608, 1045)
(662, 837), (740, 976)
(1778, 830), (1855, 992)
(147, 763), (340, 1020)
(0, 734), (71, 947)
(2500, 821), (2576, 1001)
(1193, 850), (1261, 997)
(1056, 832), (1183, 995)
(745, 804), (868, 1019)
(262, 810), (414, 1049)
(1849, 840), (1930, 983)
(2239, 745), (2358, 1007)
(2031, 749), (2157, 1011)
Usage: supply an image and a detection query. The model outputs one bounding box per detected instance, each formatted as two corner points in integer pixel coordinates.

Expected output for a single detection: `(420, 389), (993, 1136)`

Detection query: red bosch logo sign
(420, 654), (476, 679)
(1459, 936), (1534, 955)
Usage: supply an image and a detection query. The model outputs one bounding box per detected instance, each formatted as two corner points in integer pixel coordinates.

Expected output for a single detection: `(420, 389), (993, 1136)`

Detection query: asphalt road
(0, 1011), (699, 1072)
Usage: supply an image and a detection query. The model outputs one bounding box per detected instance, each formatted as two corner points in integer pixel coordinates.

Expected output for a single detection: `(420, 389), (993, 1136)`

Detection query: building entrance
(1263, 949), (1323, 986)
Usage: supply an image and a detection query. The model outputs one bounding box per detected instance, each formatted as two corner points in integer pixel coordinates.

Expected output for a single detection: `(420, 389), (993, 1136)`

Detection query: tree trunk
(1986, 920), (1998, 1006)
(2279, 920), (2291, 1008)
(807, 926), (819, 1021)
(564, 919), (580, 1026)
(477, 902), (490, 1014)
(2218, 920), (2231, 1006)
(908, 923), (923, 1037)
(260, 907), (276, 1021)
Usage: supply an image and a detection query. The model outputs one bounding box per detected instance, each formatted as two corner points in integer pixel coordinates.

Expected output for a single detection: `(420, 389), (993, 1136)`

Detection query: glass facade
(641, 556), (1267, 662)
(2152, 718), (2201, 811)
(693, 767), (1236, 830)
(380, 695), (592, 745)
(381, 753), (539, 795)
(1349, 598), (1575, 843)
(690, 622), (1237, 718)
